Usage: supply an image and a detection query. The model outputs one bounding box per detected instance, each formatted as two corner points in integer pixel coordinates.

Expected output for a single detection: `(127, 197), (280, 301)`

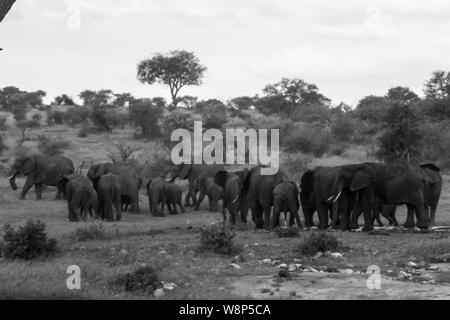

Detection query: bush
(199, 223), (242, 256)
(161, 110), (194, 148)
(47, 110), (65, 125)
(37, 134), (71, 156)
(283, 123), (330, 156)
(0, 116), (7, 130)
(0, 220), (58, 260)
(203, 106), (228, 129)
(0, 134), (7, 155)
(128, 99), (164, 139)
(72, 223), (107, 242)
(115, 266), (162, 293)
(275, 226), (300, 238)
(91, 106), (121, 132)
(108, 142), (141, 164)
(296, 232), (341, 257)
(16, 119), (41, 142)
(280, 153), (312, 183)
(64, 107), (92, 126)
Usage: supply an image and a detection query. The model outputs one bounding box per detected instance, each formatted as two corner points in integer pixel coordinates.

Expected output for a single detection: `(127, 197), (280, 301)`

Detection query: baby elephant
(272, 181), (302, 229)
(60, 173), (98, 222)
(166, 183), (185, 215)
(98, 173), (122, 221)
(194, 176), (223, 212)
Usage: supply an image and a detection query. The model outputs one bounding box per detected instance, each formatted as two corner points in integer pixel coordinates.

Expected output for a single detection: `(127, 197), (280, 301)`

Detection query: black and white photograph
(1, 0), (450, 305)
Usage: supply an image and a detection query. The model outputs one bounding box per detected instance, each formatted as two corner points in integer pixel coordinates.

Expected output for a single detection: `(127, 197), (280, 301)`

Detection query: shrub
(47, 110), (65, 125)
(77, 122), (90, 138)
(161, 110), (194, 148)
(141, 149), (172, 179)
(64, 106), (92, 126)
(199, 223), (242, 256)
(0, 134), (7, 155)
(203, 105), (228, 129)
(296, 232), (341, 257)
(107, 142), (141, 164)
(280, 153), (312, 183)
(115, 266), (162, 293)
(283, 123), (330, 156)
(37, 134), (71, 156)
(128, 99), (164, 139)
(16, 119), (41, 142)
(275, 226), (300, 238)
(91, 106), (121, 132)
(0, 116), (7, 130)
(72, 223), (107, 242)
(1, 220), (58, 260)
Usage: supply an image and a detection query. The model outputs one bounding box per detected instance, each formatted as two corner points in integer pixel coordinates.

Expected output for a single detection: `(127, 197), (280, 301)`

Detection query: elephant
(194, 176), (223, 212)
(147, 178), (167, 216)
(272, 181), (302, 229)
(214, 169), (249, 225)
(98, 173), (122, 221)
(245, 165), (287, 229)
(385, 163), (443, 228)
(331, 161), (429, 231)
(165, 183), (185, 215)
(166, 163), (225, 207)
(351, 197), (398, 228)
(87, 163), (141, 214)
(8, 154), (74, 200)
(60, 173), (98, 222)
(299, 170), (317, 228)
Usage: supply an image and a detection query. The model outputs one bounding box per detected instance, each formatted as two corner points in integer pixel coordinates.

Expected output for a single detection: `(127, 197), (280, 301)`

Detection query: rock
(159, 250), (168, 255)
(288, 266), (297, 272)
(154, 288), (165, 298)
(397, 270), (412, 280)
(232, 255), (245, 263)
(340, 269), (354, 275)
(294, 258), (302, 263)
(289, 291), (297, 297)
(230, 263), (242, 270)
(407, 261), (418, 268)
(278, 263), (288, 269)
(330, 252), (343, 259)
(260, 288), (271, 293)
(120, 249), (128, 255)
(262, 259), (272, 264)
(426, 265), (439, 271)
(312, 252), (323, 260)
(278, 269), (291, 278)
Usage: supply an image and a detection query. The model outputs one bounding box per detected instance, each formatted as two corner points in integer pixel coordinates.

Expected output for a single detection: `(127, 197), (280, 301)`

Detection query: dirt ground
(1, 126), (450, 300)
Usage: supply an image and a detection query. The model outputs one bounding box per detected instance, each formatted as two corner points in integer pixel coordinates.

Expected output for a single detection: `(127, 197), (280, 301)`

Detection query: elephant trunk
(8, 173), (18, 190)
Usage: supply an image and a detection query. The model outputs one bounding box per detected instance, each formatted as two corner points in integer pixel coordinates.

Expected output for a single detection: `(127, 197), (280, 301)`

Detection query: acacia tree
(424, 70), (450, 100)
(137, 50), (207, 108)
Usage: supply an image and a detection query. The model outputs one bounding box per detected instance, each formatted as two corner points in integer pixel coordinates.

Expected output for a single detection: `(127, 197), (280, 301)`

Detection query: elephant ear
(21, 156), (37, 175)
(214, 171), (228, 188)
(350, 169), (373, 192)
(178, 163), (192, 180)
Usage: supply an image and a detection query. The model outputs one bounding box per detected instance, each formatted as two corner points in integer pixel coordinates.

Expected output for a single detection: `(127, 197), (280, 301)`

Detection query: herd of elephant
(6, 154), (443, 231)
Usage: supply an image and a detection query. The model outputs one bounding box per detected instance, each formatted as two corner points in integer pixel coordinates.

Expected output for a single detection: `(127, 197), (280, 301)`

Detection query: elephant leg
(263, 206), (272, 229)
(404, 204), (416, 228)
(184, 190), (192, 207)
(55, 188), (62, 200)
(271, 207), (281, 229)
(195, 191), (206, 211)
(316, 204), (329, 230)
(160, 199), (166, 216)
(178, 197), (185, 213)
(133, 195), (140, 214)
(34, 183), (43, 200)
(251, 203), (264, 229)
(430, 205), (437, 228)
(20, 177), (35, 200)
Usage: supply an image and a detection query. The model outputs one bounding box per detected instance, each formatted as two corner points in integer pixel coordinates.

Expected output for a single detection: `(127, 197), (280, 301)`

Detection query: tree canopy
(137, 50), (206, 108)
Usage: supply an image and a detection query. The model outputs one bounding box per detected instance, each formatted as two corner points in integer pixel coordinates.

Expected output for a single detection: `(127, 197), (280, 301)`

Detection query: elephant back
(34, 155), (75, 186)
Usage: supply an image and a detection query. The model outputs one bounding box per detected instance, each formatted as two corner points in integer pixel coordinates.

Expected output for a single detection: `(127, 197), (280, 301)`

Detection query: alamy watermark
(170, 121), (279, 175)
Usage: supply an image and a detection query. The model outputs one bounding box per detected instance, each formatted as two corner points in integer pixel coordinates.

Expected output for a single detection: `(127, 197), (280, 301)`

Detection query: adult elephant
(194, 176), (223, 212)
(87, 163), (142, 214)
(331, 161), (429, 230)
(60, 173), (98, 222)
(8, 154), (74, 200)
(299, 170), (317, 228)
(166, 163), (225, 207)
(246, 165), (286, 229)
(147, 178), (167, 216)
(98, 173), (122, 221)
(214, 169), (250, 225)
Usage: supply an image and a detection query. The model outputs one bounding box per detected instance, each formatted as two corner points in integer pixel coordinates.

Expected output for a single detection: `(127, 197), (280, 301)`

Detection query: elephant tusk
(333, 191), (342, 203)
(232, 195), (240, 204)
(327, 195), (334, 202)
(7, 175), (15, 180)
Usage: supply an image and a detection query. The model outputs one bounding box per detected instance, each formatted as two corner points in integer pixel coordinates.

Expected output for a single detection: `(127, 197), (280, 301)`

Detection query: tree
(113, 93), (136, 107)
(378, 103), (422, 162)
(229, 96), (255, 110)
(386, 86), (419, 105)
(54, 94), (75, 106)
(257, 78), (330, 117)
(137, 50), (207, 108)
(424, 70), (450, 100)
(354, 95), (391, 123)
(17, 119), (40, 142)
(178, 95), (198, 109)
(0, 0), (16, 24)
(79, 89), (114, 107)
(128, 99), (164, 138)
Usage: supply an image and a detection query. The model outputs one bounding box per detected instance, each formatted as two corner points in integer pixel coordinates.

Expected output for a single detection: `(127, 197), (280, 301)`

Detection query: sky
(1, 0), (450, 106)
